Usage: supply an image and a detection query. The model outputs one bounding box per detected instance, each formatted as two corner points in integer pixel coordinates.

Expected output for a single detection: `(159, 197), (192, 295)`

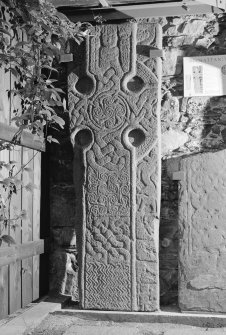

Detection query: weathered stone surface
(180, 20), (206, 36)
(50, 186), (76, 227)
(161, 96), (180, 130)
(22, 311), (226, 334)
(64, 326), (140, 335)
(195, 37), (214, 49)
(164, 25), (180, 36)
(52, 227), (77, 247)
(178, 150), (226, 312)
(68, 22), (162, 311)
(169, 36), (196, 48)
(162, 129), (189, 155)
(49, 250), (78, 301)
(162, 49), (184, 76)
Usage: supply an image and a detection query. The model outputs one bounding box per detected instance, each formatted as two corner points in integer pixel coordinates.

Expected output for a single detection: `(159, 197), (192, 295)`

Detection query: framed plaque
(184, 55), (226, 97)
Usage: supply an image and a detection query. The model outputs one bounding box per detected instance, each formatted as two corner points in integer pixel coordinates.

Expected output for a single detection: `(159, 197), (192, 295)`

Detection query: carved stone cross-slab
(68, 22), (162, 311)
(178, 150), (226, 312)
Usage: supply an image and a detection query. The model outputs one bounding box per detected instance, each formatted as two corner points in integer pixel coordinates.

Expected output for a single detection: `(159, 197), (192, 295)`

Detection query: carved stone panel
(68, 22), (162, 311)
(178, 150), (226, 312)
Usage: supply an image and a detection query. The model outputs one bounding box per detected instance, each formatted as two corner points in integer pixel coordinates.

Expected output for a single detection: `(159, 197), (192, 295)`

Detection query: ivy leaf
(25, 182), (37, 193)
(1, 235), (16, 245)
(12, 184), (17, 194)
(0, 28), (11, 36)
(20, 209), (27, 220)
(47, 135), (59, 144)
(40, 109), (52, 119)
(46, 79), (58, 86)
(10, 67), (19, 78)
(50, 100), (64, 107)
(54, 88), (65, 94)
(1, 177), (13, 186)
(4, 163), (11, 170)
(52, 115), (65, 129)
(42, 65), (58, 73)
(14, 178), (22, 186)
(62, 98), (67, 109)
(55, 12), (68, 20)
(23, 167), (33, 172)
(48, 89), (61, 101)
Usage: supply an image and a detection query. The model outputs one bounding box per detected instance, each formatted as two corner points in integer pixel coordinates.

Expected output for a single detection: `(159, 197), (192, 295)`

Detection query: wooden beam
(0, 122), (46, 152)
(59, 1), (224, 22)
(0, 240), (47, 267)
(109, 0), (177, 3)
(51, 0), (184, 7)
(197, 0), (226, 9)
(51, 0), (99, 7)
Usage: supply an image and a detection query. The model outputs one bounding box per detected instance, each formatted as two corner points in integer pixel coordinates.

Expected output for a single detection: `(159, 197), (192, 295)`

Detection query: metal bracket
(197, 0), (226, 9)
(60, 53), (73, 63)
(172, 171), (185, 181)
(99, 0), (110, 7)
(149, 48), (164, 59)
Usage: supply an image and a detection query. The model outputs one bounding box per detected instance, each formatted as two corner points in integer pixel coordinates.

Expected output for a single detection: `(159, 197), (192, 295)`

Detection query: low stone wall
(49, 12), (226, 306)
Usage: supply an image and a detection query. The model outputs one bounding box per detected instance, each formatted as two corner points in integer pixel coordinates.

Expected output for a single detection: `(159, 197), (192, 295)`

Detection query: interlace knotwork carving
(68, 22), (162, 311)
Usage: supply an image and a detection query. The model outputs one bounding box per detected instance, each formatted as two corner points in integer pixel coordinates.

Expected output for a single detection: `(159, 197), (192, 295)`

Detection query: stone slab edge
(54, 309), (226, 328)
(0, 295), (71, 335)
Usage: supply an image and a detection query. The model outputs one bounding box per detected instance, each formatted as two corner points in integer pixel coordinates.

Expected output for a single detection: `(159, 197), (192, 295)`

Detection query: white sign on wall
(183, 55), (226, 97)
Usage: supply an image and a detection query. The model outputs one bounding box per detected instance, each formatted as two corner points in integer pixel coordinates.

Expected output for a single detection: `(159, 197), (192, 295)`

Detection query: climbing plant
(0, 0), (89, 246)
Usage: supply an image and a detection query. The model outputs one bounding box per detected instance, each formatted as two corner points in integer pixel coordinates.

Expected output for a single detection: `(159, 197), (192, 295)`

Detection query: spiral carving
(90, 93), (128, 130)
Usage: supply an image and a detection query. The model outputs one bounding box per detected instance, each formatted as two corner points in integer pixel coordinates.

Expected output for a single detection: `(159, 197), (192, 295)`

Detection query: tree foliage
(0, 0), (88, 246)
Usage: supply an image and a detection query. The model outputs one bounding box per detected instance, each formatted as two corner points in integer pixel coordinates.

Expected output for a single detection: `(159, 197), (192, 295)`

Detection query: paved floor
(24, 312), (226, 335)
(2, 300), (226, 335)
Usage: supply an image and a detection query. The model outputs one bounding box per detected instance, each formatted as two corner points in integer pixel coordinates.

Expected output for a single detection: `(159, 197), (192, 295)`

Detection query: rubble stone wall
(160, 13), (226, 305)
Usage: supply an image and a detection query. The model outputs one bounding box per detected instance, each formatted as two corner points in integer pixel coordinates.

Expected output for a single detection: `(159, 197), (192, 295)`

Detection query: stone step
(57, 308), (226, 328)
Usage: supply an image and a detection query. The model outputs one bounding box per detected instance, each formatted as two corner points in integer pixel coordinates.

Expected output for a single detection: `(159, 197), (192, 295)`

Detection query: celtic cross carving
(68, 22), (162, 311)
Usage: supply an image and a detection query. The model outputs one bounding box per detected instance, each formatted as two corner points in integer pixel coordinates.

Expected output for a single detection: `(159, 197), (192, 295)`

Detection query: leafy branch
(0, 0), (89, 246)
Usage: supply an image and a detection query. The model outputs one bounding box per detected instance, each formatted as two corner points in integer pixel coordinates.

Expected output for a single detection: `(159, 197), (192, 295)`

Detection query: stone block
(180, 20), (206, 36)
(162, 49), (184, 76)
(50, 186), (76, 227)
(52, 227), (77, 247)
(171, 17), (185, 25)
(195, 37), (214, 49)
(164, 25), (180, 36)
(68, 22), (162, 311)
(178, 150), (226, 312)
(162, 129), (189, 155)
(169, 35), (196, 48)
(49, 250), (78, 301)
